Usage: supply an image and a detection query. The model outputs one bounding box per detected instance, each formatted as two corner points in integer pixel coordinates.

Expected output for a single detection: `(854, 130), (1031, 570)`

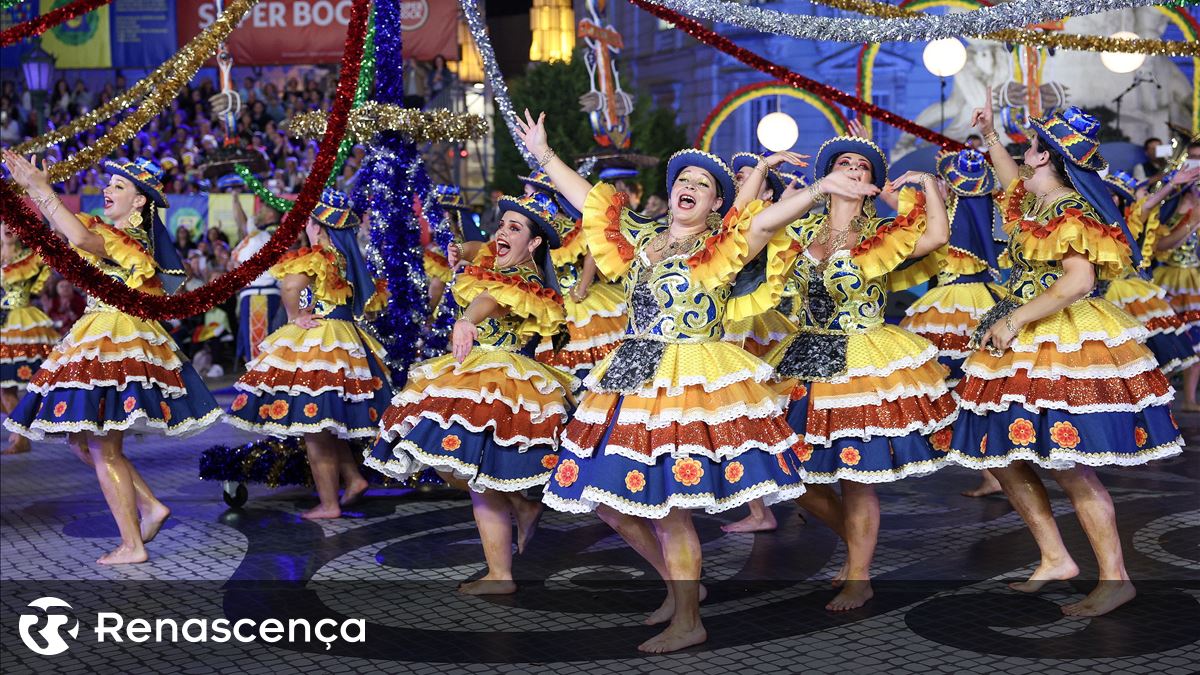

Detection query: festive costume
(544, 150), (807, 519)
(366, 193), (576, 491)
(1152, 209), (1200, 334)
(0, 250), (57, 391)
(900, 150), (1004, 385)
(231, 216), (284, 364)
(5, 159), (220, 439)
(225, 190), (393, 438)
(947, 108), (1182, 469)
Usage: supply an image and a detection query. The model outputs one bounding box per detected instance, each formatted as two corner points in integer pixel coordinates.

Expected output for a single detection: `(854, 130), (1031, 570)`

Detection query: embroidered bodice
(451, 263), (565, 352)
(1, 251), (51, 310)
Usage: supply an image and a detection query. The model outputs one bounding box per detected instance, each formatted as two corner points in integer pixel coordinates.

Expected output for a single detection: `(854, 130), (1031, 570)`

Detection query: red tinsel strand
(0, 0), (370, 321)
(0, 0), (115, 47)
(628, 0), (967, 152)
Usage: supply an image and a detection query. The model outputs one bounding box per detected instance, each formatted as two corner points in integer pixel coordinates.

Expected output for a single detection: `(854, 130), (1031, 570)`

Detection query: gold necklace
(1032, 185), (1072, 217)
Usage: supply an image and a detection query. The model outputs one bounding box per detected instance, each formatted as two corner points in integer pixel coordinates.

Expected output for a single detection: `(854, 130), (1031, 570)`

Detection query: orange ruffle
(582, 183), (636, 280)
(851, 188), (927, 281)
(454, 265), (565, 337)
(384, 396), (565, 447)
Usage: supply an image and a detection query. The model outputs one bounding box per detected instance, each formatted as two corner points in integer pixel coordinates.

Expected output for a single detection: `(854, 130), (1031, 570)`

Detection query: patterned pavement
(1, 395), (1197, 674)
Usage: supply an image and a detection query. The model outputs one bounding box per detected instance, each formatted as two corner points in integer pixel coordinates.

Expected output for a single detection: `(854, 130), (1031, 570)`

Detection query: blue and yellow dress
(1103, 199), (1199, 375)
(947, 182), (1183, 468)
(542, 184), (807, 518)
(225, 245), (393, 437)
(1152, 209), (1200, 337)
(747, 189), (958, 482)
(4, 216), (220, 438)
(1, 250), (57, 391)
(535, 213), (628, 382)
(365, 262), (576, 491)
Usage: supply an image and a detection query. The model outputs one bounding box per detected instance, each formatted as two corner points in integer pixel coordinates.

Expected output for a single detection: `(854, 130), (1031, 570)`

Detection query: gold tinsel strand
(814, 0), (1199, 57)
(284, 102), (489, 144)
(44, 0), (258, 182)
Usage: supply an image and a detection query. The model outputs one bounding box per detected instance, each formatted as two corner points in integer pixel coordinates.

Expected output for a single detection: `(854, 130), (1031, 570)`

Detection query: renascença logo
(18, 597), (80, 656)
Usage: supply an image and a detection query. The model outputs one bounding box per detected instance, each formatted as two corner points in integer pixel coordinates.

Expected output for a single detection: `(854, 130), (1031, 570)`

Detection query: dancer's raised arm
(514, 110), (593, 213)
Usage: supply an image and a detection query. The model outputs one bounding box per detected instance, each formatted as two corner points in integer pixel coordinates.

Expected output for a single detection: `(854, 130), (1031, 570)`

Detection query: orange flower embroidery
(1134, 426), (1148, 448)
(839, 447), (861, 466)
(53, 401), (67, 418)
(230, 393), (248, 411)
(269, 400), (289, 420)
(672, 458), (704, 487)
(929, 427), (952, 452)
(16, 365), (32, 380)
(441, 435), (462, 451)
(1007, 419), (1036, 446)
(304, 403), (319, 418)
(555, 459), (579, 488)
(160, 402), (172, 423)
(794, 441), (813, 463)
(724, 461), (745, 483)
(777, 453), (792, 475)
(541, 454), (559, 470)
(980, 434), (988, 455)
(625, 469), (646, 493)
(123, 396), (138, 414)
(258, 404), (270, 419)
(371, 377), (383, 390)
(789, 384), (808, 401)
(1049, 421), (1080, 449)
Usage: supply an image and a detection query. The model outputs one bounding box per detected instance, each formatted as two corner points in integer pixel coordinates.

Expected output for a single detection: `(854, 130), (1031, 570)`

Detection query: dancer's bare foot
(97, 544), (148, 565)
(457, 576), (517, 595)
(831, 563), (848, 588)
(514, 499), (544, 555)
(720, 509), (777, 533)
(1, 435), (30, 455)
(645, 584), (708, 625)
(962, 470), (1003, 498)
(1181, 401), (1200, 413)
(826, 579), (873, 611)
(139, 503), (171, 544)
(300, 504), (342, 520)
(1061, 580), (1136, 617)
(637, 622), (707, 654)
(339, 478), (369, 507)
(1008, 558), (1079, 593)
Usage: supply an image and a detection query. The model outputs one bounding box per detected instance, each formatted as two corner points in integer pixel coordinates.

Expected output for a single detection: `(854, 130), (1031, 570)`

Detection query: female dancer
(1152, 165), (1200, 410)
(2, 151), (220, 564)
(948, 100), (1183, 617)
(519, 110), (877, 653)
(1, 226), (57, 455)
(226, 188), (392, 519)
(734, 135), (956, 611)
(366, 192), (575, 594)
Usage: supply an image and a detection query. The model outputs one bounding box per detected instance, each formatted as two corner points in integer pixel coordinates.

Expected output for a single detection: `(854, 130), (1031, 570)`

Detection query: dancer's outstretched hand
(2, 149), (52, 193)
(969, 86), (995, 135)
(515, 109), (549, 159)
(452, 318), (478, 364)
(819, 171), (881, 200)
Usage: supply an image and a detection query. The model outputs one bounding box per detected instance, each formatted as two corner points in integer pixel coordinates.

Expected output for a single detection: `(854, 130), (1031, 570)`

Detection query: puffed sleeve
(1015, 197), (1132, 280)
(850, 187), (928, 282)
(452, 264), (566, 337)
(582, 182), (647, 280)
(75, 214), (159, 291)
(270, 246), (352, 304)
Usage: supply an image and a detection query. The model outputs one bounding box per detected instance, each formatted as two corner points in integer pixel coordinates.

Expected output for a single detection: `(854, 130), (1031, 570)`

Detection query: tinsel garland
(0, 1), (26, 10)
(0, 0), (113, 47)
(235, 165), (295, 212)
(287, 104), (489, 145)
(642, 0), (1165, 44)
(198, 438), (446, 489)
(44, 0), (258, 183)
(458, 0), (537, 168)
(419, 191), (456, 359)
(814, 0), (1200, 57)
(630, 0), (966, 151)
(0, 0), (370, 321)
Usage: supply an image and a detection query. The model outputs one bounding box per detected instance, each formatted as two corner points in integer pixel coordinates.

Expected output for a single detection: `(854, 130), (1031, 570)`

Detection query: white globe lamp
(1101, 32), (1146, 74)
(756, 112), (799, 152)
(922, 38), (967, 78)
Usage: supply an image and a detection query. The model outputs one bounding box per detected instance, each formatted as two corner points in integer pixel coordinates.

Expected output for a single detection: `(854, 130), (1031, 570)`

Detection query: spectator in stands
(1136, 137), (1169, 183)
(44, 278), (86, 335)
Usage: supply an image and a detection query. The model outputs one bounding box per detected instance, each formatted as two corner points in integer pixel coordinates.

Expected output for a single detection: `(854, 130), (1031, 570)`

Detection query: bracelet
(1004, 315), (1017, 335)
(983, 130), (1001, 148)
(808, 180), (828, 205)
(536, 148), (556, 168)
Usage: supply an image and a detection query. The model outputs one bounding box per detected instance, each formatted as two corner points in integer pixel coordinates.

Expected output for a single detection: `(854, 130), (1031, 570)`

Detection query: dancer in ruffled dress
(0, 227), (57, 455)
(1151, 157), (1200, 410)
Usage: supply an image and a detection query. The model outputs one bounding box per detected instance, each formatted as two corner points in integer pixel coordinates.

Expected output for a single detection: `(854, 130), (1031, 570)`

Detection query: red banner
(176, 0), (456, 65)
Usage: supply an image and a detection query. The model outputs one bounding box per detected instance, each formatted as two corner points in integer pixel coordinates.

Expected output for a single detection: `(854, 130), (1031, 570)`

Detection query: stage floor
(1, 401), (1197, 674)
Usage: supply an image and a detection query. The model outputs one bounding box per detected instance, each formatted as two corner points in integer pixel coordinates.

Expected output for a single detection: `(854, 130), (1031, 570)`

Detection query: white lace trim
(561, 430), (799, 466)
(370, 439), (554, 494)
(5, 406), (221, 441)
(904, 322), (977, 336)
(543, 480), (807, 519)
(409, 359), (573, 391)
(389, 386), (571, 421)
(69, 326), (173, 349)
(809, 380), (952, 410)
(223, 415), (379, 440)
(231, 382), (380, 401)
(941, 440), (1183, 471)
(0, 379), (30, 390)
(723, 329), (791, 345)
(804, 409), (958, 444)
(40, 345), (181, 369)
(800, 456), (950, 484)
(904, 301), (995, 318)
(383, 410), (563, 451)
(536, 330), (624, 354)
(570, 397), (783, 429)
(1159, 354), (1200, 375)
(261, 334), (372, 357)
(582, 362), (776, 398)
(247, 353), (375, 378)
(27, 377), (186, 397)
(956, 389), (1176, 415)
(567, 304), (627, 328)
(1009, 326), (1147, 354)
(821, 344), (940, 383)
(0, 331), (59, 343)
(962, 354), (1162, 381)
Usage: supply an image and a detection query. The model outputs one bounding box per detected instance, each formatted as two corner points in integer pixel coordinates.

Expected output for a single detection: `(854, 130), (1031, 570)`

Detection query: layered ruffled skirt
(535, 281), (626, 380)
(4, 308), (220, 439)
(723, 309), (797, 358)
(1104, 276), (1199, 375)
(899, 281), (1002, 384)
(0, 305), (59, 390)
(1153, 264), (1200, 331)
(225, 318), (392, 438)
(948, 298), (1183, 468)
(770, 324), (958, 484)
(365, 347), (576, 492)
(542, 341), (807, 519)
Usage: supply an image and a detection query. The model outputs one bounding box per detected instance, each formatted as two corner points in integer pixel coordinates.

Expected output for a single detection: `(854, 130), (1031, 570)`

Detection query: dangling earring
(128, 209), (143, 228)
(862, 198), (877, 219)
(706, 210), (721, 229)
(1018, 164), (1035, 180)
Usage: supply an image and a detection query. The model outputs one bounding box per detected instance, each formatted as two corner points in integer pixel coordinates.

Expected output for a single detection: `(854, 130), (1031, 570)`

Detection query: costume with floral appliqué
(225, 245), (393, 437)
(947, 182), (1183, 468)
(366, 263), (576, 491)
(1102, 200), (1198, 374)
(1, 250), (58, 390)
(5, 216), (220, 439)
(543, 184), (807, 518)
(1152, 208), (1200, 340)
(744, 189), (958, 482)
(535, 213), (628, 382)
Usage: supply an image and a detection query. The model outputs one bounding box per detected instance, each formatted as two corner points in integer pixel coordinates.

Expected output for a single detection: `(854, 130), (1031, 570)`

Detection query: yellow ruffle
(550, 218), (587, 267)
(3, 252), (50, 292)
(270, 246), (353, 305)
(423, 249), (453, 283)
(724, 310), (796, 345)
(410, 349), (577, 399)
(1127, 198), (1159, 265)
(3, 306), (57, 332)
(582, 182), (638, 281)
(688, 199), (766, 291)
(889, 253), (943, 292)
(1015, 298), (1143, 350)
(565, 281), (626, 326)
(586, 341), (774, 395)
(1152, 265), (1200, 295)
(453, 265), (565, 338)
(1014, 213), (1132, 281)
(258, 318), (388, 361)
(851, 187), (927, 281)
(364, 278), (391, 315)
(75, 215), (159, 292)
(904, 282), (1000, 319)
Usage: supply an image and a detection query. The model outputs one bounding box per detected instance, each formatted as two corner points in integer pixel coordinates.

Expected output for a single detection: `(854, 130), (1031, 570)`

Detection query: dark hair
(966, 134), (982, 142)
(1143, 137), (1162, 150)
(1025, 141), (1070, 180)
